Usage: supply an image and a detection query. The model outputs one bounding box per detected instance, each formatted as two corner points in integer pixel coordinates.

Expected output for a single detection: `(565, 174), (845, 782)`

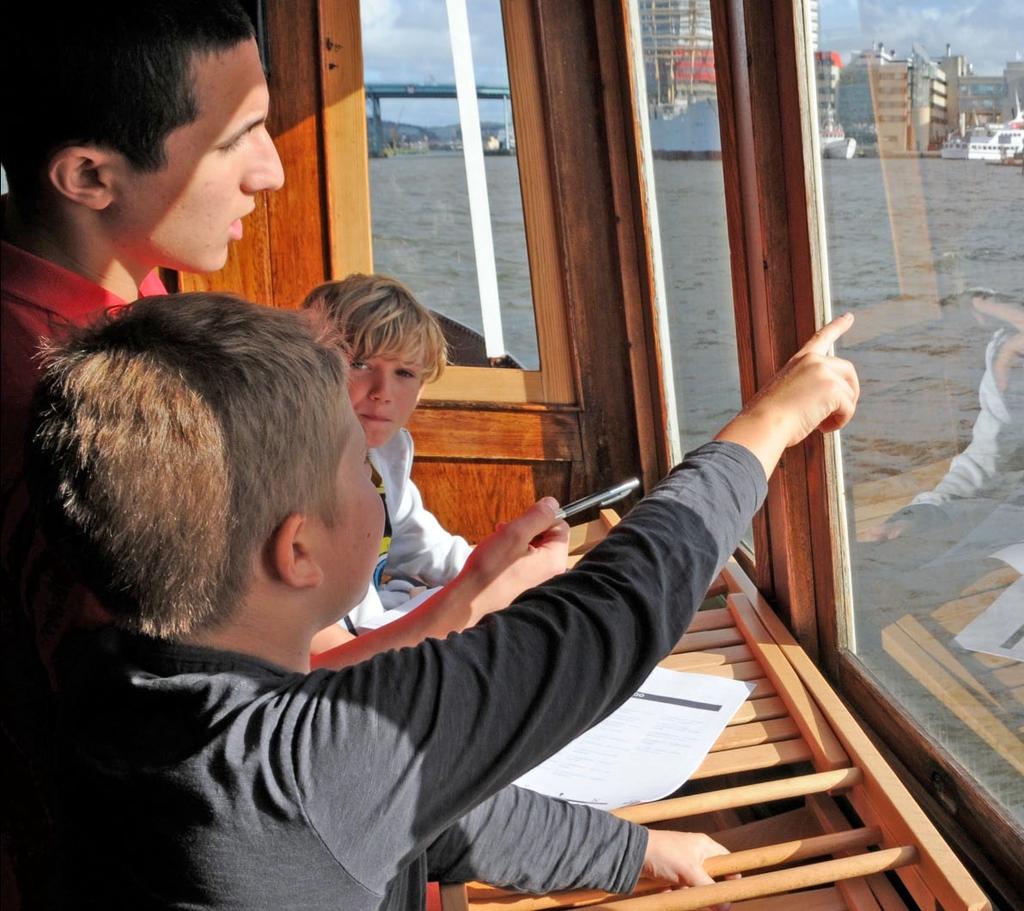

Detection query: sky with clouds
(362, 0), (1023, 127)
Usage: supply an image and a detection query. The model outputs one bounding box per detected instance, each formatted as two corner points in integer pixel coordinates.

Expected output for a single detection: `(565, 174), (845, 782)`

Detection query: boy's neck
(185, 623), (313, 674)
(184, 590), (328, 674)
(3, 198), (145, 302)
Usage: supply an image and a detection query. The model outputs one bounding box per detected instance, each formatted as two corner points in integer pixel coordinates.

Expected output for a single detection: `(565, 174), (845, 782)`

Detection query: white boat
(944, 99), (1024, 162)
(940, 130), (973, 160)
(821, 120), (856, 159)
(966, 126), (1023, 162)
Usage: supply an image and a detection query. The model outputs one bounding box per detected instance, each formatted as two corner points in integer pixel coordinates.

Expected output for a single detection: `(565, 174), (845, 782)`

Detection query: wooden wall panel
(263, 0), (329, 309)
(410, 461), (575, 544)
(409, 407), (582, 463)
(529, 0), (648, 497)
(409, 406), (584, 541)
(319, 0), (373, 277)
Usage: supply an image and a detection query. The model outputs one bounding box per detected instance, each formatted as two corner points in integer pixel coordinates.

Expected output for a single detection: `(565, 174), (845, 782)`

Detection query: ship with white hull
(648, 99), (721, 158)
(942, 100), (1023, 162)
(820, 121), (856, 159)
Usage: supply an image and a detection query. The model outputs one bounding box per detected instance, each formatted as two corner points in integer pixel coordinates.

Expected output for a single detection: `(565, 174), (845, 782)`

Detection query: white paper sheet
(514, 667), (754, 810)
(954, 542), (1024, 663)
(357, 586), (443, 631)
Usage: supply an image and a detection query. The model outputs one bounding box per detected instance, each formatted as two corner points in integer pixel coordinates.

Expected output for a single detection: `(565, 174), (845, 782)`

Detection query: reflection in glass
(360, 0), (538, 369)
(631, 0), (748, 548)
(813, 0), (1023, 825)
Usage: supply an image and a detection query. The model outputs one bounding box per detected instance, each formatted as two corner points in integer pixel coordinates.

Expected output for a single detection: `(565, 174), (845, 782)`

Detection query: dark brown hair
(28, 293), (350, 638)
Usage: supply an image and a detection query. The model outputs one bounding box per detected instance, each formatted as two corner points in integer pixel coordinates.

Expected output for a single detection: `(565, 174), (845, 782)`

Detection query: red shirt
(1, 235), (166, 669)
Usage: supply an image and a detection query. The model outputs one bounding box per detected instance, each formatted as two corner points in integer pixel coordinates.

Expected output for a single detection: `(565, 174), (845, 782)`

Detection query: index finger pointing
(799, 312), (854, 356)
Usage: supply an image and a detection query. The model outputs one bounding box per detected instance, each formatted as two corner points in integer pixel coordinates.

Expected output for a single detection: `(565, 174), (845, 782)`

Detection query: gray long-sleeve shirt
(56, 442), (767, 909)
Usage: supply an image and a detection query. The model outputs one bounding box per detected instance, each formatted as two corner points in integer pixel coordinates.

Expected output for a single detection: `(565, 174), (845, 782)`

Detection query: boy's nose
(243, 130), (285, 193)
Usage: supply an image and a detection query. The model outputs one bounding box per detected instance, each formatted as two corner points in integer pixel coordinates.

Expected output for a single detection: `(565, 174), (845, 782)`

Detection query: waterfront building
(958, 73), (1005, 126)
(1003, 61), (1024, 121)
(836, 44), (891, 153)
(638, 0), (715, 116)
(814, 50), (843, 127)
(938, 47), (969, 135)
(908, 44), (947, 151)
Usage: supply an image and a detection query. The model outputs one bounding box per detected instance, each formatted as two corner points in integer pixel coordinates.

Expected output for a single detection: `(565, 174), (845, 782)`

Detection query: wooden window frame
(700, 0), (1022, 897)
(317, 0), (575, 405)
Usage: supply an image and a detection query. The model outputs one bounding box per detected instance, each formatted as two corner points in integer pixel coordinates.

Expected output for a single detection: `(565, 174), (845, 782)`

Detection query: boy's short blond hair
(28, 293), (350, 639)
(303, 273), (448, 383)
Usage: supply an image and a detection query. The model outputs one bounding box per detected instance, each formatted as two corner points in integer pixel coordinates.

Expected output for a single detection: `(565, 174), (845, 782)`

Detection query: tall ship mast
(639, 0), (720, 157)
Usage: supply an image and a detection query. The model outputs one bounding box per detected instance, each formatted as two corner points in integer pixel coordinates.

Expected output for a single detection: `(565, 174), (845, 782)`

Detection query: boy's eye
(397, 368), (418, 379)
(350, 359), (369, 371)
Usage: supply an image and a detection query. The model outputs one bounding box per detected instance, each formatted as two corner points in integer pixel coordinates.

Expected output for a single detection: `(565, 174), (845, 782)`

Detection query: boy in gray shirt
(29, 294), (857, 909)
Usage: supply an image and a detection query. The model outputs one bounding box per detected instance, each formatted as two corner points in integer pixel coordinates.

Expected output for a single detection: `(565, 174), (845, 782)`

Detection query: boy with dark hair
(1, 3), (283, 902)
(29, 293), (858, 909)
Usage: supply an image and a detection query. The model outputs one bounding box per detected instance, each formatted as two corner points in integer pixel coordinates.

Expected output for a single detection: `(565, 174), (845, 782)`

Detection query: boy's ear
(47, 146), (121, 211)
(266, 513), (324, 590)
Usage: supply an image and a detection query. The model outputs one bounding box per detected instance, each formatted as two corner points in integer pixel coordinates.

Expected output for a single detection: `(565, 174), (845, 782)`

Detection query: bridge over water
(365, 83), (513, 155)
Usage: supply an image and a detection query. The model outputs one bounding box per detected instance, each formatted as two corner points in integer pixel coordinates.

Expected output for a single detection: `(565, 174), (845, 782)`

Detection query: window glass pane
(631, 1), (749, 548)
(361, 0), (538, 369)
(814, 0), (1023, 824)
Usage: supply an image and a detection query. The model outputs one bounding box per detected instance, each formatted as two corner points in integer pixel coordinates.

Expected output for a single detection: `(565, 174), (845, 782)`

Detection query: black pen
(555, 477), (642, 520)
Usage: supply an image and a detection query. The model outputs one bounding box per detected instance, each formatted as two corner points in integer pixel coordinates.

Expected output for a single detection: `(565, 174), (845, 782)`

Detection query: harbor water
(369, 151), (1023, 820)
(369, 153), (1021, 490)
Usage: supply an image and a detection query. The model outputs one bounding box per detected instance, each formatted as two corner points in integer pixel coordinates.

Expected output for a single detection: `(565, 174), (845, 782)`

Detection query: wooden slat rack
(440, 514), (991, 911)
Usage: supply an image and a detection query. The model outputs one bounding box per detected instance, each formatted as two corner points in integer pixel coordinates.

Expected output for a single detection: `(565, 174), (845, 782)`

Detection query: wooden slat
(729, 889), (847, 911)
(728, 594), (849, 771)
(807, 794), (903, 911)
(660, 657), (763, 683)
(709, 717), (800, 752)
(690, 737), (811, 779)
(660, 644), (753, 671)
(464, 828), (882, 911)
(612, 768), (862, 825)
(671, 627), (746, 654)
(711, 805), (823, 853)
(590, 847), (917, 910)
(442, 883), (472, 911)
(728, 696), (789, 725)
(683, 607), (734, 634)
(725, 564), (991, 911)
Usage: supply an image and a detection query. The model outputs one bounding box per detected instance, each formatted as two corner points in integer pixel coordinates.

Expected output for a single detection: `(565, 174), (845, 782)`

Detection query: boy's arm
(299, 317), (857, 891)
(425, 786), (647, 895)
(311, 502), (569, 669)
(426, 786), (732, 903)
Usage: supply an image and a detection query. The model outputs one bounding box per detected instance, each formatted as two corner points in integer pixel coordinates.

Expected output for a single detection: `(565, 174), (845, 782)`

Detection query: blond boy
(304, 274), (473, 635)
